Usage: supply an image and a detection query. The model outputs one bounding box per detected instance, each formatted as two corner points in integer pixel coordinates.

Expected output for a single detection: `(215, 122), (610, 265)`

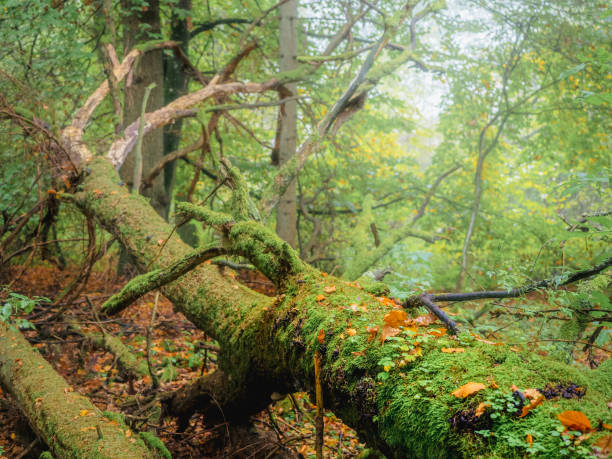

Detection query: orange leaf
(317, 329), (325, 344)
(451, 382), (486, 398)
(526, 434), (533, 447)
(381, 325), (400, 343)
(594, 435), (612, 458)
(475, 402), (490, 417)
(429, 328), (447, 337)
(557, 410), (593, 433)
(603, 423), (612, 430)
(377, 297), (396, 307)
(324, 285), (336, 294)
(351, 350), (366, 357)
(316, 294), (325, 302)
(383, 309), (408, 328)
(347, 328), (357, 336)
(441, 347), (465, 353)
(408, 314), (437, 326)
(366, 326), (379, 343)
(489, 378), (499, 389)
(520, 389), (544, 418)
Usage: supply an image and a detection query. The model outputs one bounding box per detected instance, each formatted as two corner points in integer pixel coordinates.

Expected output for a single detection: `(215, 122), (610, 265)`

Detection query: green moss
(139, 432), (171, 459)
(39, 452), (54, 459)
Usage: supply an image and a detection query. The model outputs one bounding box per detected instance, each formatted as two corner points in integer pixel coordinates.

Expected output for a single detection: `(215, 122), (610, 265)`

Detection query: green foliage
(0, 291), (49, 330)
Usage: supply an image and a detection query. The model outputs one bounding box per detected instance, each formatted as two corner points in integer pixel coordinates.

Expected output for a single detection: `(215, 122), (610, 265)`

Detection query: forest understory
(0, 263), (365, 458)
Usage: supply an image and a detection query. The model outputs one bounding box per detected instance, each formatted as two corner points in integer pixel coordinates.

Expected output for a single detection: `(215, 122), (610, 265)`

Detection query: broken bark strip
(75, 158), (612, 458)
(102, 245), (227, 315)
(0, 322), (161, 458)
(69, 323), (149, 379)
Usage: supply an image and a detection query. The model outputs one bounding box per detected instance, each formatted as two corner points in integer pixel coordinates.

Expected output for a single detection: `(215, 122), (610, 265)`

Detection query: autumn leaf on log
(557, 410), (593, 432)
(593, 435), (612, 458)
(526, 434), (533, 447)
(519, 389), (544, 418)
(475, 402), (490, 417)
(441, 347), (465, 353)
(451, 382), (486, 398)
(381, 325), (400, 343)
(317, 329), (325, 344)
(366, 326), (378, 343)
(383, 310), (408, 328)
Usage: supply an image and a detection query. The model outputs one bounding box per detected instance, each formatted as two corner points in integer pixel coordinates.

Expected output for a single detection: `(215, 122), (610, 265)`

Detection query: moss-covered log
(73, 157), (612, 458)
(0, 322), (163, 459)
(70, 323), (149, 379)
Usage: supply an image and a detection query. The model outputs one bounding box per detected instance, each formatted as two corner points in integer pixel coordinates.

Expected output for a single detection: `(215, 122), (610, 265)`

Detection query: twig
(314, 350), (324, 459)
(146, 291), (160, 389)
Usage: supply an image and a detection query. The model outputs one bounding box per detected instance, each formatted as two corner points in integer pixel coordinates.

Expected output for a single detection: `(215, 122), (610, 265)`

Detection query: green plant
(0, 291), (49, 330)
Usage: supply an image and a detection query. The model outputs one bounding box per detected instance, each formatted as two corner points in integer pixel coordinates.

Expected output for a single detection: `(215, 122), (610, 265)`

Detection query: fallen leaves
(324, 285), (337, 294)
(475, 402), (490, 417)
(557, 410), (593, 433)
(366, 326), (378, 343)
(594, 435), (612, 458)
(316, 294), (325, 302)
(383, 310), (408, 328)
(451, 382), (486, 398)
(317, 329), (325, 344)
(381, 325), (400, 343)
(441, 347), (465, 353)
(346, 328), (357, 337)
(526, 433), (533, 447)
(519, 389), (544, 418)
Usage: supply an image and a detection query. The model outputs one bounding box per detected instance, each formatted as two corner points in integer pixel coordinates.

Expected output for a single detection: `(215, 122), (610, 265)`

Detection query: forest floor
(0, 262), (364, 458)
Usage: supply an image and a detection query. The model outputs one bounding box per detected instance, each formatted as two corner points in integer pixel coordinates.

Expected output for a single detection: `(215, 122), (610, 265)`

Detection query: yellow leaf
(451, 382), (486, 398)
(475, 402), (490, 417)
(79, 409), (90, 417)
(346, 328), (357, 336)
(324, 285), (336, 294)
(441, 347), (465, 353)
(519, 389), (544, 418)
(383, 310), (408, 328)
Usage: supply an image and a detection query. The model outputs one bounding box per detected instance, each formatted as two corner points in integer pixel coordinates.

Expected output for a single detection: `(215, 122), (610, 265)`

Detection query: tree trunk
(275, 0), (298, 247)
(0, 322), (163, 459)
(121, 0), (168, 217)
(73, 157), (612, 458)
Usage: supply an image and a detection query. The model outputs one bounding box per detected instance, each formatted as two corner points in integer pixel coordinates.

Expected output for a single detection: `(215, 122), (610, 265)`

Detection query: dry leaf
(441, 347), (465, 353)
(594, 435), (612, 458)
(316, 294), (325, 302)
(347, 328), (357, 336)
(429, 328), (447, 337)
(557, 410), (593, 433)
(520, 389), (544, 418)
(366, 326), (379, 343)
(79, 409), (90, 417)
(603, 423), (612, 430)
(475, 402), (490, 417)
(452, 382), (486, 398)
(489, 378), (499, 389)
(351, 350), (366, 357)
(384, 309), (408, 328)
(377, 297), (396, 307)
(526, 434), (533, 447)
(408, 314), (437, 326)
(324, 285), (337, 294)
(317, 329), (325, 344)
(381, 325), (400, 343)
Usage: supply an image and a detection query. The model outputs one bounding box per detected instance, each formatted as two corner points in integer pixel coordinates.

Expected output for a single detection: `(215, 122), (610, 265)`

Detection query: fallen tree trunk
(72, 158), (612, 458)
(0, 322), (165, 459)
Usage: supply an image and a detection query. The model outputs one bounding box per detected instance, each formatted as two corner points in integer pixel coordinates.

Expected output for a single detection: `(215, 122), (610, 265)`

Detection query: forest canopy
(0, 0), (610, 458)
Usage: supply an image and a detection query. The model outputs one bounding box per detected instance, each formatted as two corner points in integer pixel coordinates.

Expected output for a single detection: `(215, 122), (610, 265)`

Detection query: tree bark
(275, 0), (298, 247)
(0, 322), (162, 458)
(121, 0), (168, 217)
(72, 157), (612, 458)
